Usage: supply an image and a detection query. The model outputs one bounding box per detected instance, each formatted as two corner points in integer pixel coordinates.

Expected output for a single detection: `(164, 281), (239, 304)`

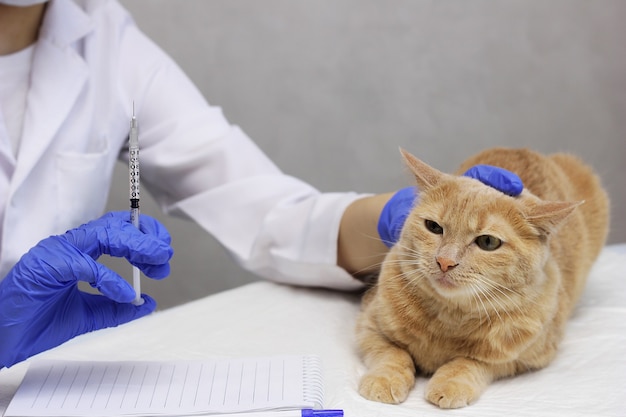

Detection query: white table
(2, 245), (626, 417)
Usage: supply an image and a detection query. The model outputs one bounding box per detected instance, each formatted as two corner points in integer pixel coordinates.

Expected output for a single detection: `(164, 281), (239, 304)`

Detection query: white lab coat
(0, 0), (365, 290)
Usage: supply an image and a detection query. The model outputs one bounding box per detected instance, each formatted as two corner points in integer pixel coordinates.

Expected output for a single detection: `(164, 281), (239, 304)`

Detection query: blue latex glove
(0, 211), (173, 369)
(378, 165), (523, 247)
(462, 165), (523, 197)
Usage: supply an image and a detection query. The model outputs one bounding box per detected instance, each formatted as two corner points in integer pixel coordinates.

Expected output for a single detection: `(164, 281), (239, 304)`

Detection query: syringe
(129, 102), (144, 306)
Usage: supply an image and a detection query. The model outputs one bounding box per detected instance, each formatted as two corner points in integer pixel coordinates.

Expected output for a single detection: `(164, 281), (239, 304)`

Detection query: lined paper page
(5, 356), (323, 417)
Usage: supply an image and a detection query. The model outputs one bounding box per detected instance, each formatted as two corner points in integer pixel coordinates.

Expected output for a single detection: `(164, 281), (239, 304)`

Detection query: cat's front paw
(425, 378), (479, 409)
(358, 371), (413, 404)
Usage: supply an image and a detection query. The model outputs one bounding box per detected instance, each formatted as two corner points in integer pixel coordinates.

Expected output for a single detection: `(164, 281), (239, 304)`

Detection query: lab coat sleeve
(174, 155), (368, 291)
(112, 5), (367, 290)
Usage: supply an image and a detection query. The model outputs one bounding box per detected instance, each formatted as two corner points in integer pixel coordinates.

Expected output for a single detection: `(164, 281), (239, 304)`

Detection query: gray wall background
(105, 0), (626, 310)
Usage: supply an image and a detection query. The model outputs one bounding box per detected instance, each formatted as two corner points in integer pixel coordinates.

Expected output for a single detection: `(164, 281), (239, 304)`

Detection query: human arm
(0, 211), (173, 369)
(337, 193), (394, 277)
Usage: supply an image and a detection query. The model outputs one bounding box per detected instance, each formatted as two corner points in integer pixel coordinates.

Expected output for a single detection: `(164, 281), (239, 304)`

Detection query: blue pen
(200, 409), (343, 417)
(302, 410), (344, 417)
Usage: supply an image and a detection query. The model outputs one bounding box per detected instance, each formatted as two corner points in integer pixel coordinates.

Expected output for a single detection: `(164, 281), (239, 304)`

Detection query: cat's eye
(425, 220), (443, 235)
(475, 235), (502, 251)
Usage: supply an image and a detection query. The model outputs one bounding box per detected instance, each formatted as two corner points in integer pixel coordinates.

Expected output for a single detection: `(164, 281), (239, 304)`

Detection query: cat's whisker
(350, 254), (424, 279)
(397, 269), (426, 293)
(345, 232), (407, 277)
(472, 278), (526, 342)
(478, 275), (520, 296)
(396, 243), (424, 258)
(480, 280), (517, 320)
(467, 276), (513, 322)
(469, 284), (491, 326)
(475, 285), (505, 324)
(375, 255), (427, 291)
(477, 276), (532, 315)
(388, 249), (430, 269)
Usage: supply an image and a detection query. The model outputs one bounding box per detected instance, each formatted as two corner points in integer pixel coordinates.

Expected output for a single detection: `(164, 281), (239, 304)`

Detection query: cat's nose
(436, 256), (458, 272)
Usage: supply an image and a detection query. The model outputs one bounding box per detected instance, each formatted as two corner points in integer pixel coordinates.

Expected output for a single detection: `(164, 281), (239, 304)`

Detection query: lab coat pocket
(55, 145), (115, 232)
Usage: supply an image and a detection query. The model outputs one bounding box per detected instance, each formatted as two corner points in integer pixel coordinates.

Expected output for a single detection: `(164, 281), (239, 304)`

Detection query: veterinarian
(0, 0), (522, 369)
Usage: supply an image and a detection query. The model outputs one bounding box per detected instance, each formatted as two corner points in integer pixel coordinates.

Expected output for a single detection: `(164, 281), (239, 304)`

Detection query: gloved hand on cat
(0, 211), (173, 369)
(378, 165), (523, 247)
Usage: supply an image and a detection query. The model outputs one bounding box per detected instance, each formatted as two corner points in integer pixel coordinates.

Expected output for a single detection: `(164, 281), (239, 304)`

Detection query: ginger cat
(356, 148), (609, 408)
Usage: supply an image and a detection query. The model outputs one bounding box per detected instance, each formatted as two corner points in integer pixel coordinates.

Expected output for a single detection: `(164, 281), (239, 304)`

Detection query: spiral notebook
(5, 355), (324, 417)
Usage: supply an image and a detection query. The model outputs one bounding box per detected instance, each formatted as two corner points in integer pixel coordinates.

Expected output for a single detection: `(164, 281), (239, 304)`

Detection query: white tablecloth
(2, 244), (625, 417)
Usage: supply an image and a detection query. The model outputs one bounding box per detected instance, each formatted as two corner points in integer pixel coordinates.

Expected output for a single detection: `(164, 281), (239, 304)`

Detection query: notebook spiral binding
(302, 355), (325, 409)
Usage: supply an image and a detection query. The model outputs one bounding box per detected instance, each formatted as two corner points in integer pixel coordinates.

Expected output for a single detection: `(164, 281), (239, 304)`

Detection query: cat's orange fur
(356, 148), (609, 408)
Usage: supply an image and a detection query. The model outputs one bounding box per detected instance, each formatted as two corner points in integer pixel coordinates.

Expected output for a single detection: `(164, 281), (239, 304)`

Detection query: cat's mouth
(434, 274), (458, 290)
(431, 273), (475, 299)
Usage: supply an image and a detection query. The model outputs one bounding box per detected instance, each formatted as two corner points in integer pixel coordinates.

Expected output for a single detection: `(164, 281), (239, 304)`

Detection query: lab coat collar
(39, 0), (94, 47)
(12, 0), (92, 190)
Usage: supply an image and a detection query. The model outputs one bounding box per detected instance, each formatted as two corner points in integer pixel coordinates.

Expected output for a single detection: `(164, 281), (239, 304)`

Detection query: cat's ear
(400, 148), (445, 191)
(526, 200), (584, 235)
